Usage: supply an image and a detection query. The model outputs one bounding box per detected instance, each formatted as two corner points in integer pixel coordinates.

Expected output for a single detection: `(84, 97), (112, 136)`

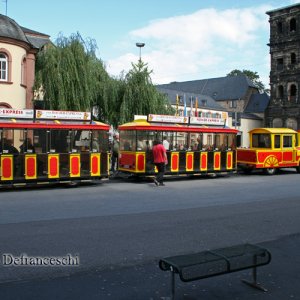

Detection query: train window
(162, 132), (173, 150)
(73, 130), (91, 152)
(216, 133), (228, 151)
(101, 131), (109, 151)
(205, 133), (213, 151)
(189, 133), (198, 150)
(214, 134), (221, 150)
(50, 130), (69, 153)
(1, 129), (19, 154)
(137, 131), (148, 151)
(33, 129), (47, 153)
(252, 134), (271, 148)
(283, 135), (293, 148)
(91, 131), (100, 152)
(195, 134), (203, 151)
(120, 130), (135, 151)
(173, 132), (188, 150)
(228, 134), (236, 149)
(274, 135), (281, 148)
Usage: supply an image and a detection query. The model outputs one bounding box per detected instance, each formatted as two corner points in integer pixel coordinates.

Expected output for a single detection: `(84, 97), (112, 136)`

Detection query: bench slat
(159, 243), (271, 282)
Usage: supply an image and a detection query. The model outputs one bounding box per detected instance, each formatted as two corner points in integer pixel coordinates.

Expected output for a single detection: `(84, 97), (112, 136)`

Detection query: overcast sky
(2, 0), (299, 87)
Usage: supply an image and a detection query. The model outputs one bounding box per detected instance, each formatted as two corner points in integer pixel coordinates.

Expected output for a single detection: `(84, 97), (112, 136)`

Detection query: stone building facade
(265, 3), (300, 130)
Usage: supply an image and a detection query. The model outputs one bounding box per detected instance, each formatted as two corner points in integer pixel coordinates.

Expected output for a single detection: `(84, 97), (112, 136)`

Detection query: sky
(1, 0), (299, 88)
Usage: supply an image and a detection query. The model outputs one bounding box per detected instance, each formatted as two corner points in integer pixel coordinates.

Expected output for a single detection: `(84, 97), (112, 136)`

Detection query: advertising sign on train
(148, 114), (189, 124)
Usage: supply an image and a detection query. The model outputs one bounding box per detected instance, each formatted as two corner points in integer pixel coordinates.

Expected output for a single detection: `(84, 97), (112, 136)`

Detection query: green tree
(34, 33), (113, 122)
(226, 69), (269, 94)
(118, 60), (174, 125)
(34, 33), (174, 126)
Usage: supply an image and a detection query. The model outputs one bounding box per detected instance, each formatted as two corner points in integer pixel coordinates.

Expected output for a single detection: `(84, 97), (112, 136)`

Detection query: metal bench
(159, 243), (271, 299)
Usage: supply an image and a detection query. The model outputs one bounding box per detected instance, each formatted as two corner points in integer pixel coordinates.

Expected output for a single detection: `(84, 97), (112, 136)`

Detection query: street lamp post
(136, 42), (145, 61)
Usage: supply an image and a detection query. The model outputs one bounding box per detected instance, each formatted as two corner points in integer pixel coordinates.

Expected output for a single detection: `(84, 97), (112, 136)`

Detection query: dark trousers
(111, 153), (118, 171)
(155, 162), (165, 184)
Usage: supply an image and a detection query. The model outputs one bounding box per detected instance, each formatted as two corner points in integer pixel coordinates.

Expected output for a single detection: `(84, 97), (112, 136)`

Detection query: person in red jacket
(152, 139), (168, 186)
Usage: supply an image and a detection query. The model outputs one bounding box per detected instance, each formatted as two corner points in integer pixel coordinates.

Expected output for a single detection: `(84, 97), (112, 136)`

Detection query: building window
(288, 84), (297, 102)
(277, 85), (284, 99)
(201, 99), (207, 107)
(274, 135), (281, 148)
(273, 118), (283, 128)
(290, 18), (296, 32)
(0, 53), (8, 81)
(21, 57), (27, 86)
(291, 52), (296, 64)
(277, 58), (284, 71)
(285, 118), (297, 130)
(277, 21), (283, 34)
(229, 100), (237, 108)
(283, 135), (293, 147)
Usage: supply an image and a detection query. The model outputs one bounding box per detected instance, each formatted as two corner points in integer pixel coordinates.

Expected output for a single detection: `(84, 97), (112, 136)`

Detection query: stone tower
(265, 3), (300, 130)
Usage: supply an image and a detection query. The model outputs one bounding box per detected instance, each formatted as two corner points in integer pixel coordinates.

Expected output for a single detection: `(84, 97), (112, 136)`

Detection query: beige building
(0, 14), (50, 109)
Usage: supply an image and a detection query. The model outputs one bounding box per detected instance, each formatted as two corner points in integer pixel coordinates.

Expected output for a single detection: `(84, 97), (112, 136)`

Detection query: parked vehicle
(0, 108), (110, 187)
(118, 114), (238, 176)
(237, 128), (300, 175)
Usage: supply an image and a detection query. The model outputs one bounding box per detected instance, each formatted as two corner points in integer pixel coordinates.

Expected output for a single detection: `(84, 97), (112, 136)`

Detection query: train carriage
(237, 128), (300, 175)
(0, 108), (110, 187)
(118, 114), (238, 177)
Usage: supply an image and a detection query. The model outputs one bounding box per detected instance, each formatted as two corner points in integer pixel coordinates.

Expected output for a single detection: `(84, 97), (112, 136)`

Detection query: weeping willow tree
(35, 33), (174, 125)
(34, 33), (114, 122)
(119, 60), (174, 124)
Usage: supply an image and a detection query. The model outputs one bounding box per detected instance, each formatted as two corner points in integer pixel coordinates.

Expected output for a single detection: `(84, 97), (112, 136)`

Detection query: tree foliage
(226, 69), (269, 94)
(118, 60), (174, 125)
(34, 33), (174, 126)
(34, 33), (113, 122)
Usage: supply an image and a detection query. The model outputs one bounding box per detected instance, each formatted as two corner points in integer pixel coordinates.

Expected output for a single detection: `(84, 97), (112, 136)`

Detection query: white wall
(229, 116), (263, 148)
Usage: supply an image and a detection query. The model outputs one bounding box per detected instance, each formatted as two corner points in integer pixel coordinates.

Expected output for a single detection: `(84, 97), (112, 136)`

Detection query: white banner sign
(36, 110), (91, 121)
(190, 116), (226, 126)
(190, 110), (228, 126)
(148, 114), (188, 124)
(0, 109), (33, 119)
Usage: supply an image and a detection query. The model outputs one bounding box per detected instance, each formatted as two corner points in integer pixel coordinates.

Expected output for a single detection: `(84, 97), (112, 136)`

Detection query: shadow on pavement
(1, 234), (299, 300)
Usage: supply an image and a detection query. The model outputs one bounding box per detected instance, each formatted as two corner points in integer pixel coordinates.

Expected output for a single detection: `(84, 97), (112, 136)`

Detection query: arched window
(285, 118), (297, 130)
(273, 118), (283, 128)
(290, 18), (296, 32)
(21, 57), (27, 86)
(0, 49), (12, 83)
(291, 52), (297, 64)
(288, 84), (297, 102)
(0, 53), (8, 81)
(277, 85), (284, 99)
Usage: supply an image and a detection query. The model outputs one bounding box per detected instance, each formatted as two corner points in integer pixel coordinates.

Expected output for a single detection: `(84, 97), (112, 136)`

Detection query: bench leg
(171, 271), (175, 300)
(241, 266), (268, 292)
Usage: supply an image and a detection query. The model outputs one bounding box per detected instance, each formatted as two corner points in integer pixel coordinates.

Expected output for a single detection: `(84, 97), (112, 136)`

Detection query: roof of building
(266, 3), (300, 15)
(157, 87), (225, 110)
(156, 75), (258, 101)
(0, 14), (28, 43)
(0, 14), (50, 49)
(244, 92), (270, 113)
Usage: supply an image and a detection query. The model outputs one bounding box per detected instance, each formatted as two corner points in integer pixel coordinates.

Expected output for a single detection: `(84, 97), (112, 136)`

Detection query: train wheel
(263, 155), (279, 175)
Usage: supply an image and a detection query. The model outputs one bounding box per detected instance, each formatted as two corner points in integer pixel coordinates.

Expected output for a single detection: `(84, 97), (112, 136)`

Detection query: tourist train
(0, 108), (110, 187)
(0, 109), (299, 187)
